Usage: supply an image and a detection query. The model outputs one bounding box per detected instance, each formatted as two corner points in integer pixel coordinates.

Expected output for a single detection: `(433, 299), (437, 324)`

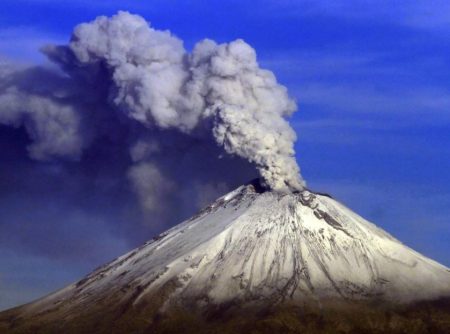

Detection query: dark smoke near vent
(0, 11), (304, 227)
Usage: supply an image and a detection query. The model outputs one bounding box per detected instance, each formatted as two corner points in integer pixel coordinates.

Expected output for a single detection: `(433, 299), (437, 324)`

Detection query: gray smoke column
(59, 11), (304, 191)
(189, 39), (302, 190)
(0, 11), (304, 220)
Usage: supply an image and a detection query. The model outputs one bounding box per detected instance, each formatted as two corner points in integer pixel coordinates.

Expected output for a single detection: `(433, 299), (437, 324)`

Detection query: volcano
(1, 180), (450, 333)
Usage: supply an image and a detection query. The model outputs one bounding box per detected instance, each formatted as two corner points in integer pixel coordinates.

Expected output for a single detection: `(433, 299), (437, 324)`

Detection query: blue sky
(1, 0), (450, 310)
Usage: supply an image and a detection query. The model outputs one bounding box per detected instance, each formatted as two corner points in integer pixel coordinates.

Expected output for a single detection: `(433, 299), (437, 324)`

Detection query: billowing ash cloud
(0, 11), (304, 225)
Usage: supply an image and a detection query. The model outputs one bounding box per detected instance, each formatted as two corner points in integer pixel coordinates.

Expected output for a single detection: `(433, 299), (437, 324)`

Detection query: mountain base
(1, 298), (449, 334)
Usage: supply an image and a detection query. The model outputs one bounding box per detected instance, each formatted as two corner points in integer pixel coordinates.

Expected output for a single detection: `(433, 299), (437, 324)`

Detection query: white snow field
(19, 181), (450, 318)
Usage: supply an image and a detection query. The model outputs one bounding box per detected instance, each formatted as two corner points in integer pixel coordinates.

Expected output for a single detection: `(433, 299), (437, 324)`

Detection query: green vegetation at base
(151, 298), (450, 334)
(1, 298), (449, 334)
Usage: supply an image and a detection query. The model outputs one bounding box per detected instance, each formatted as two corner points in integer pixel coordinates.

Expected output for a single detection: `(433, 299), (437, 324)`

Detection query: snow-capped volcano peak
(14, 180), (450, 320)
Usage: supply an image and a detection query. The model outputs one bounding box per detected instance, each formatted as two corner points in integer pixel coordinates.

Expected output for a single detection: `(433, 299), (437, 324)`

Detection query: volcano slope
(1, 181), (450, 333)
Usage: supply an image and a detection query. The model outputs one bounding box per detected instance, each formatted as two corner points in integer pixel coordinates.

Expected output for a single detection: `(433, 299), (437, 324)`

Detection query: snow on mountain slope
(16, 181), (450, 319)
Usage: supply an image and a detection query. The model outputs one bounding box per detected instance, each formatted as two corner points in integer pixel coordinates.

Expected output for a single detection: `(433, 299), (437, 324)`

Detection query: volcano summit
(1, 180), (449, 333)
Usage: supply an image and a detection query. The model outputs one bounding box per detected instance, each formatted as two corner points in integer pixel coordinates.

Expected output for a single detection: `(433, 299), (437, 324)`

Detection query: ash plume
(0, 11), (304, 225)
